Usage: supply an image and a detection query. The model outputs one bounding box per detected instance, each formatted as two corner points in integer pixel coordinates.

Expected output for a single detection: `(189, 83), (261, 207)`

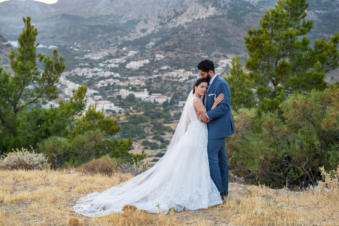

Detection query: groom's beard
(206, 74), (211, 83)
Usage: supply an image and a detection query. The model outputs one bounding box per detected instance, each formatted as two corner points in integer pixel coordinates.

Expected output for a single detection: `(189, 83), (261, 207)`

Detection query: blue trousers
(207, 138), (228, 193)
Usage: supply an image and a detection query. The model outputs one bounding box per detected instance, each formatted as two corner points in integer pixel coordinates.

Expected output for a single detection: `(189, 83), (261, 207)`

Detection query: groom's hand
(201, 113), (210, 123)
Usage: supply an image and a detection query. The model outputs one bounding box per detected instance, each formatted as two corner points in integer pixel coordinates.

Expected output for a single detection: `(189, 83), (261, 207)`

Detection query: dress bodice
(188, 96), (202, 123)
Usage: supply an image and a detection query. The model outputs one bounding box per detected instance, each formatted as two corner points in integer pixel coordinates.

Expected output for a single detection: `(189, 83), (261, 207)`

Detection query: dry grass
(0, 166), (338, 226)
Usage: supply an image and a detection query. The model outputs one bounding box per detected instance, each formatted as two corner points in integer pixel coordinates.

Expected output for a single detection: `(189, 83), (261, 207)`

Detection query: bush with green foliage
(228, 86), (338, 189)
(142, 140), (160, 150)
(37, 105), (145, 169)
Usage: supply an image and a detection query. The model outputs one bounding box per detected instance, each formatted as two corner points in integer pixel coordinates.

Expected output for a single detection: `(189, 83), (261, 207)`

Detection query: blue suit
(203, 75), (235, 194)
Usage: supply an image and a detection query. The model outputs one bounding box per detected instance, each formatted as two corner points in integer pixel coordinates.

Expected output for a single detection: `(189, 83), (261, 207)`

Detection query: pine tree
(0, 17), (65, 150)
(244, 0), (339, 112)
(224, 57), (255, 111)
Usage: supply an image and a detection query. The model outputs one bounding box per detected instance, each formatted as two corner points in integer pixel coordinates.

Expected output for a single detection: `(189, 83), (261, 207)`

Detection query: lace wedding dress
(73, 91), (222, 217)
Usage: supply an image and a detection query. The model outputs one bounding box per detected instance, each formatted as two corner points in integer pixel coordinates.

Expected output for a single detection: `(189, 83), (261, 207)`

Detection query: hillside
(0, 0), (338, 60)
(1, 0), (337, 88)
(0, 168), (338, 225)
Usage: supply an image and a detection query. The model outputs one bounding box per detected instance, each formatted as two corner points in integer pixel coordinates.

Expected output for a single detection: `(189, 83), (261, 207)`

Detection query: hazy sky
(0, 0), (58, 4)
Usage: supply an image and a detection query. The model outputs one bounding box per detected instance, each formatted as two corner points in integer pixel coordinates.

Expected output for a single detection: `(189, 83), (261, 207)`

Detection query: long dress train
(73, 92), (222, 217)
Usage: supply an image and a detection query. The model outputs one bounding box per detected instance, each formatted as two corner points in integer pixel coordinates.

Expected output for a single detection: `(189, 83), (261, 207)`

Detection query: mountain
(0, 0), (337, 93)
(0, 0), (337, 52)
(0, 0), (337, 77)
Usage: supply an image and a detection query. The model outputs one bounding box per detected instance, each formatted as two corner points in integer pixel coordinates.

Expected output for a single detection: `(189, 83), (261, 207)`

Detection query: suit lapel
(208, 76), (218, 93)
(206, 76), (219, 109)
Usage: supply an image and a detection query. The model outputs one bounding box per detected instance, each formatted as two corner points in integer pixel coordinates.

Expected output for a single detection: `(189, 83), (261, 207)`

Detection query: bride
(73, 78), (225, 217)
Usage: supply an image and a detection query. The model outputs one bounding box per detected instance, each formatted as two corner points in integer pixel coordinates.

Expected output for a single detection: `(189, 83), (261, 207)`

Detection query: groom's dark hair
(197, 59), (215, 73)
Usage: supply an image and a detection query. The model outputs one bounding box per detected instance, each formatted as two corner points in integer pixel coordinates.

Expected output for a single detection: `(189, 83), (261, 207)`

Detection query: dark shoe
(221, 191), (228, 200)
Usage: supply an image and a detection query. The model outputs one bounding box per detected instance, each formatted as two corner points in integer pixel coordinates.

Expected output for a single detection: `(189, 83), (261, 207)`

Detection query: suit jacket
(203, 75), (235, 140)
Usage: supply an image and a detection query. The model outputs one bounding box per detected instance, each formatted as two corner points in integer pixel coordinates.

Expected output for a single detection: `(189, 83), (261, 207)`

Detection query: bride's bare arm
(194, 94), (224, 122)
(193, 98), (206, 119)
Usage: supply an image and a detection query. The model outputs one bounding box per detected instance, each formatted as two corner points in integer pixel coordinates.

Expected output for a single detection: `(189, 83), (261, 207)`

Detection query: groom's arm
(206, 82), (230, 121)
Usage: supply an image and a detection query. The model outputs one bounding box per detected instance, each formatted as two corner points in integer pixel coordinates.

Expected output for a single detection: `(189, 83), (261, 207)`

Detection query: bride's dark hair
(193, 78), (209, 94)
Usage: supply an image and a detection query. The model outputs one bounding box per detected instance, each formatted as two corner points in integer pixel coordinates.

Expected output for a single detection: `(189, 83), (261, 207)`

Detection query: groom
(198, 59), (235, 201)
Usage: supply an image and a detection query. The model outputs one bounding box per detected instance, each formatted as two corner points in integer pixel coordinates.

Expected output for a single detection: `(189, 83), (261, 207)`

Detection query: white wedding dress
(73, 91), (222, 217)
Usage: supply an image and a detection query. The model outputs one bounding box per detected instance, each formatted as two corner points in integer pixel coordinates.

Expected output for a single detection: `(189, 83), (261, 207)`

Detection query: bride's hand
(211, 94), (224, 109)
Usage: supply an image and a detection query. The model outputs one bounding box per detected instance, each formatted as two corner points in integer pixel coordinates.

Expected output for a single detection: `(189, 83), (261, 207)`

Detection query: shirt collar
(209, 74), (218, 86)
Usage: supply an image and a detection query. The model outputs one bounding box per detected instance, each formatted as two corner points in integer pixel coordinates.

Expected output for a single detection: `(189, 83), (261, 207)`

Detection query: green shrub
(228, 87), (339, 189)
(38, 136), (73, 169)
(142, 140), (159, 150)
(155, 152), (164, 158)
(38, 131), (144, 169)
